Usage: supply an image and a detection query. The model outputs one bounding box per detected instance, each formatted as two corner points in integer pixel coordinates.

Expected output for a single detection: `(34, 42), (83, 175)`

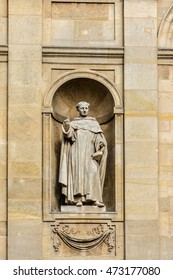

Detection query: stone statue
(59, 101), (107, 207)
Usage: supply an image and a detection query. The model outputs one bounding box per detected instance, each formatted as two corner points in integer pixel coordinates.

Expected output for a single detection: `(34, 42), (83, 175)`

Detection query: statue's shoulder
(71, 117), (96, 122)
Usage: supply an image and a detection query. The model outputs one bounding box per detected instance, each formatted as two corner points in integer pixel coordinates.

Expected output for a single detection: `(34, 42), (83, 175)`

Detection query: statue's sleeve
(59, 123), (76, 188)
(62, 122), (77, 142)
(95, 133), (108, 191)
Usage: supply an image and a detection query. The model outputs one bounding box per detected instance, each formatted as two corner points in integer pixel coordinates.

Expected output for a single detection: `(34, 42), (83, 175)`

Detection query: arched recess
(43, 70), (123, 112)
(158, 3), (173, 48)
(42, 70), (124, 219)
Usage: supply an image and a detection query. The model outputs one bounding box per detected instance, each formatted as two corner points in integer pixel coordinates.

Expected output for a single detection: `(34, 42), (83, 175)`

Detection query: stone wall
(158, 1), (173, 259)
(0, 0), (7, 260)
(124, 0), (159, 259)
(0, 0), (173, 260)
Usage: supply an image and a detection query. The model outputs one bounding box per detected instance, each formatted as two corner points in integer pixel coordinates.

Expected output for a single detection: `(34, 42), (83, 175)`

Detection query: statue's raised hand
(63, 118), (70, 131)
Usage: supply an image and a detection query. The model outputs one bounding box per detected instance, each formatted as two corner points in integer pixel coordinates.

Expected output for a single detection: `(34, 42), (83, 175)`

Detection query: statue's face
(78, 104), (89, 117)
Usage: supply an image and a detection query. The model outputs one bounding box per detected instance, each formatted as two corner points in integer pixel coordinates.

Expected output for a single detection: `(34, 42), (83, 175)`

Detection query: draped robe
(59, 117), (107, 204)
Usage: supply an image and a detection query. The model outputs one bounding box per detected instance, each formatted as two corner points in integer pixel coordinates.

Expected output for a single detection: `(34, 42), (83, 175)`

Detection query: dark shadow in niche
(51, 77), (115, 212)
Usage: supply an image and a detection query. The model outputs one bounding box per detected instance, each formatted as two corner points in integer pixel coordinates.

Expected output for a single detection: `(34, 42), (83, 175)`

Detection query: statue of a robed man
(59, 101), (107, 207)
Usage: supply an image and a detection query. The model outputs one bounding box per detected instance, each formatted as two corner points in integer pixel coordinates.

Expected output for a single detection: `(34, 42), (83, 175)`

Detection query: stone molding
(158, 48), (173, 64)
(42, 46), (124, 59)
(0, 45), (8, 62)
(158, 3), (173, 48)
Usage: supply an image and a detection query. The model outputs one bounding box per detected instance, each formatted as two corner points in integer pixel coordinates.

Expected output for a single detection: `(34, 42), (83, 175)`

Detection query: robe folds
(59, 117), (108, 203)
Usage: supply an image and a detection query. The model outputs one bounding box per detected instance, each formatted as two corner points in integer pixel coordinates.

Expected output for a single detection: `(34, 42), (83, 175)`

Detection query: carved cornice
(42, 46), (124, 60)
(0, 45), (8, 62)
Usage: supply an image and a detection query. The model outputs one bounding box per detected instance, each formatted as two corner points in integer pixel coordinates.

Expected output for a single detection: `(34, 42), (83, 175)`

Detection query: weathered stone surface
(0, 0), (172, 260)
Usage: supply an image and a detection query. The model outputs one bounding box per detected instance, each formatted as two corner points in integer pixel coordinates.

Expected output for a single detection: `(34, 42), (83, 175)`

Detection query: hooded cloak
(59, 117), (107, 203)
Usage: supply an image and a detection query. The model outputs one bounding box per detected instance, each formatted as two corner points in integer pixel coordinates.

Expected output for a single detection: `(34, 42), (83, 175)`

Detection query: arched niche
(158, 3), (173, 48)
(42, 71), (124, 218)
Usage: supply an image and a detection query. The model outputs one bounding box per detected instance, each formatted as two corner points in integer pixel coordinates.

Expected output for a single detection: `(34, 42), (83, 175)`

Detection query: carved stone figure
(59, 101), (107, 207)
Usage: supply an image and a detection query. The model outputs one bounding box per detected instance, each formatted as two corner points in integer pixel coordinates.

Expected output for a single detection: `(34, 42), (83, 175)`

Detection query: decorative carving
(59, 101), (108, 208)
(52, 223), (115, 253)
(52, 226), (61, 252)
(87, 224), (104, 236)
(61, 224), (80, 235)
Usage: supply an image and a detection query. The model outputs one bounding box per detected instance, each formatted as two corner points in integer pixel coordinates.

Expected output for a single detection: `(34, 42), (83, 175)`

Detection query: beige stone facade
(0, 0), (173, 259)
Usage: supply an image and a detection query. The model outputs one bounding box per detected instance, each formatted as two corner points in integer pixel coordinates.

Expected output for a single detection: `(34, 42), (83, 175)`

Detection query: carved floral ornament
(51, 224), (115, 253)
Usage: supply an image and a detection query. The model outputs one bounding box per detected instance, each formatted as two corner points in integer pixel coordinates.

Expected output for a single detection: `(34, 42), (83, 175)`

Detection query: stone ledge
(61, 205), (106, 213)
(42, 46), (124, 58)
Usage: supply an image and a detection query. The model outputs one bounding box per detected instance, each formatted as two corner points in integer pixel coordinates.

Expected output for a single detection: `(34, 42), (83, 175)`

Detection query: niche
(51, 78), (115, 211)
(43, 74), (124, 219)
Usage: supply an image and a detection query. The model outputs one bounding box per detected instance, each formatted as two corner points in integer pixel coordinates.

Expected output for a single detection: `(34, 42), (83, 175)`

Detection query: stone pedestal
(61, 205), (106, 213)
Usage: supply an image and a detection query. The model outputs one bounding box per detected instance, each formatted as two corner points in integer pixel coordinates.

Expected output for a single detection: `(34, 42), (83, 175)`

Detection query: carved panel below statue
(50, 220), (123, 258)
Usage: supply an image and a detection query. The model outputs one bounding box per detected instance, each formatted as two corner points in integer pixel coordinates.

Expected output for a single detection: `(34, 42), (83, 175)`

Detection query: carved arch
(158, 3), (173, 48)
(43, 70), (123, 111)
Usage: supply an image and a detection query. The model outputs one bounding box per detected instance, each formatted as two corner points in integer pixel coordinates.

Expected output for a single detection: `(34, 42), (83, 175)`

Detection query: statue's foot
(94, 200), (105, 207)
(76, 200), (83, 207)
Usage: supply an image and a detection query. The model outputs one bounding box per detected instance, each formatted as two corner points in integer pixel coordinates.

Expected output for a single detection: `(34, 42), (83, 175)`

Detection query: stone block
(43, 18), (51, 45)
(0, 112), (7, 140)
(0, 236), (6, 260)
(8, 140), (41, 163)
(8, 162), (41, 179)
(125, 90), (157, 114)
(8, 220), (42, 259)
(159, 144), (173, 165)
(8, 178), (41, 200)
(125, 18), (157, 47)
(0, 179), (6, 222)
(9, 0), (42, 15)
(159, 92), (173, 114)
(159, 213), (170, 236)
(126, 234), (159, 259)
(126, 180), (158, 202)
(0, 162), (6, 180)
(0, 0), (7, 16)
(124, 0), (157, 18)
(125, 141), (158, 164)
(125, 64), (157, 90)
(125, 117), (158, 141)
(160, 236), (173, 259)
(8, 199), (41, 220)
(159, 180), (168, 197)
(9, 61), (41, 88)
(8, 87), (41, 106)
(159, 80), (173, 93)
(126, 220), (159, 235)
(8, 106), (41, 141)
(159, 197), (170, 213)
(9, 15), (42, 44)
(0, 17), (7, 45)
(160, 165), (173, 180)
(126, 200), (158, 220)
(126, 163), (158, 179)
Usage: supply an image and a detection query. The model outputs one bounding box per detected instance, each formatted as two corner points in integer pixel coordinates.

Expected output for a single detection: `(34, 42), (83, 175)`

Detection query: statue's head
(76, 101), (90, 117)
